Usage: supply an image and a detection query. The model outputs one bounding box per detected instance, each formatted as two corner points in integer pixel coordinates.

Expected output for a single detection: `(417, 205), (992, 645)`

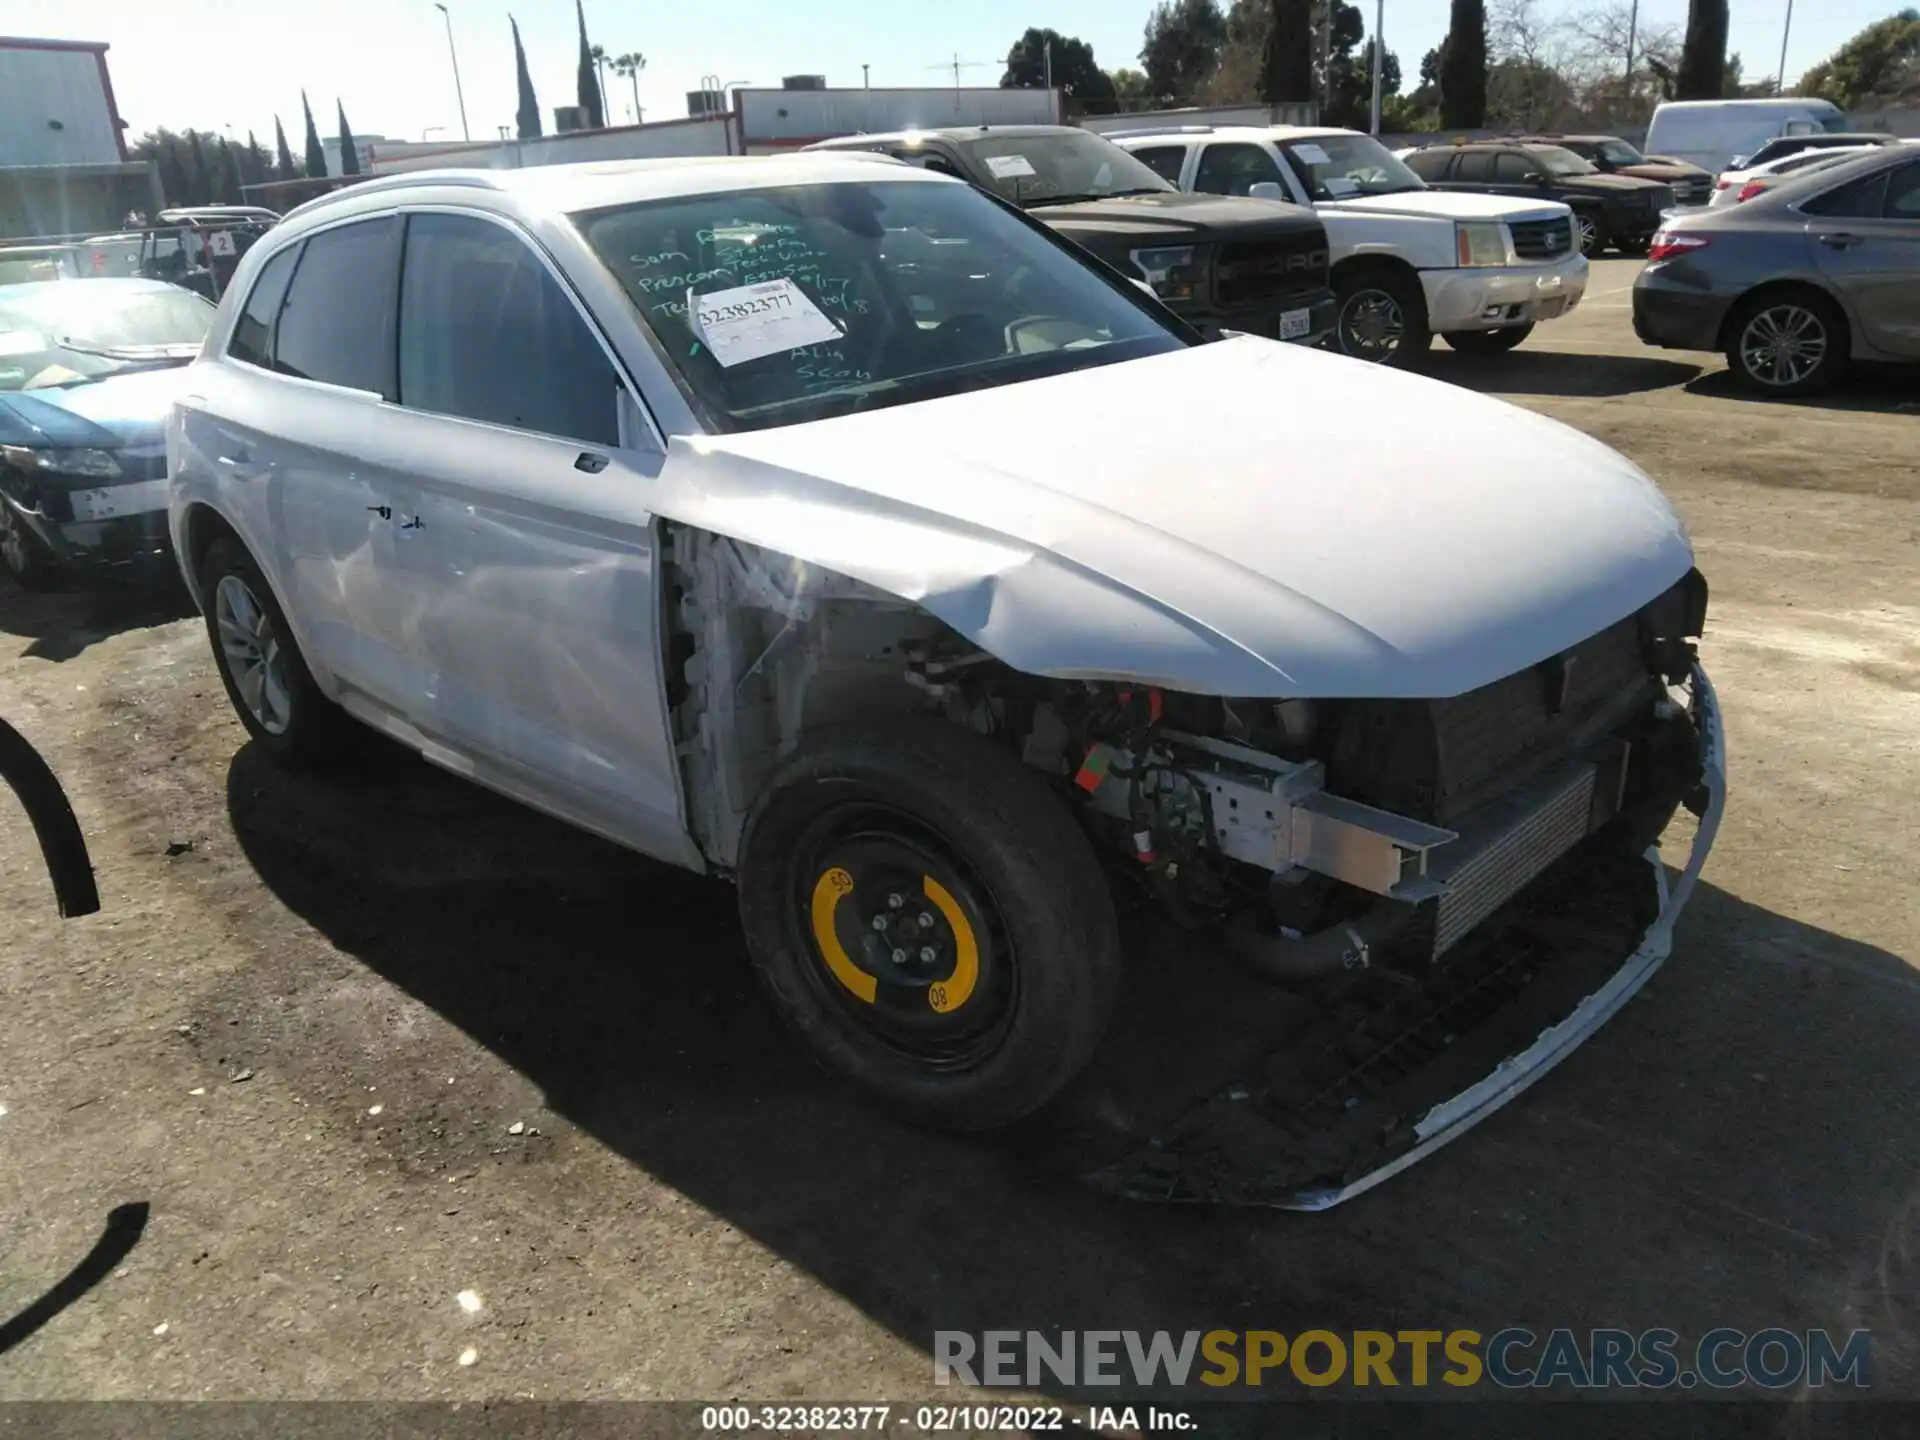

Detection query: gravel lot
(2, 257), (1916, 1403)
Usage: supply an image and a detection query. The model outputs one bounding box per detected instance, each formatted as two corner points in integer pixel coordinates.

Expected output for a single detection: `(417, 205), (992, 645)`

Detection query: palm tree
(589, 43), (612, 115)
(613, 52), (647, 122)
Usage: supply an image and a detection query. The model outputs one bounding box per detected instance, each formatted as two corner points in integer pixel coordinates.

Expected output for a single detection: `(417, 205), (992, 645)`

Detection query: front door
(1808, 160), (1920, 358)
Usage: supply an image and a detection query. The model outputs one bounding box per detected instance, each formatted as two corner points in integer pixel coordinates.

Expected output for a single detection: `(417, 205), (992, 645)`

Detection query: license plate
(68, 478), (168, 521)
(1536, 296), (1567, 320)
(1279, 307), (1312, 340)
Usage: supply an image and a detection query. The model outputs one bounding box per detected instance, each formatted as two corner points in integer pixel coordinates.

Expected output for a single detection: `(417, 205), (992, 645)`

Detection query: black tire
(1615, 234), (1652, 258)
(0, 505), (62, 590)
(1443, 322), (1535, 355)
(736, 718), (1121, 1130)
(1723, 288), (1848, 398)
(1331, 265), (1432, 366)
(1576, 210), (1609, 258)
(198, 536), (350, 765)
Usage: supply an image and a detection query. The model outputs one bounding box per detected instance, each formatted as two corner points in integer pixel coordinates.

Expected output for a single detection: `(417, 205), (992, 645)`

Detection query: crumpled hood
(0, 365), (193, 449)
(1324, 190), (1568, 224)
(1035, 191), (1325, 246)
(655, 338), (1694, 699)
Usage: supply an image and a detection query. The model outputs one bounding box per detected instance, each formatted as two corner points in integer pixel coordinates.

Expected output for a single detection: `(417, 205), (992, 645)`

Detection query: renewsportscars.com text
(934, 1327), (1873, 1391)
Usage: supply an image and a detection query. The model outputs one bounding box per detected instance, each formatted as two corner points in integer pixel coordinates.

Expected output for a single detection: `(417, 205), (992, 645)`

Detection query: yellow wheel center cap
(808, 867), (980, 1015)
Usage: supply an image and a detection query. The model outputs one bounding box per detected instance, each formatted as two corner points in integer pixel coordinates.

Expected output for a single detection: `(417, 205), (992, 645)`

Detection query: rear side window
(1193, 143), (1285, 196)
(1403, 150), (1451, 180)
(226, 243), (299, 367)
(1884, 163), (1920, 219)
(397, 213), (620, 446)
(1454, 152), (1496, 183)
(1802, 170), (1891, 218)
(272, 216), (401, 397)
(1132, 146), (1188, 184)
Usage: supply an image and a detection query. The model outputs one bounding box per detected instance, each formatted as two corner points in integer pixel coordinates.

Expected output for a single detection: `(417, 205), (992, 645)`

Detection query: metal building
(0, 35), (160, 241)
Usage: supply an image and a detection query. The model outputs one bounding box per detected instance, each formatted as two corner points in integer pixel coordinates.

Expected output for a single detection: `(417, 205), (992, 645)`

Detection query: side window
(272, 216), (400, 396)
(1403, 150), (1450, 181)
(397, 213), (619, 447)
(1454, 152), (1496, 183)
(1883, 163), (1920, 219)
(1495, 153), (1538, 183)
(1193, 143), (1285, 196)
(226, 243), (299, 368)
(892, 150), (963, 178)
(1132, 146), (1188, 184)
(1802, 170), (1891, 219)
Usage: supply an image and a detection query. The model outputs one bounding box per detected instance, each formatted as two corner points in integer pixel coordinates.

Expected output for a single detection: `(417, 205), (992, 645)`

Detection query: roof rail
(280, 169), (505, 223)
(1100, 124), (1216, 139)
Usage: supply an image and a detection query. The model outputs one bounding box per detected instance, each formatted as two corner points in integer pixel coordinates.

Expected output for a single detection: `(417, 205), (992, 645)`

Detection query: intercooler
(1426, 760), (1600, 955)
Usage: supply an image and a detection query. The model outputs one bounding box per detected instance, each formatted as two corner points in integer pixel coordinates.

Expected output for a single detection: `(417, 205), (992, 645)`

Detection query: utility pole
(432, 2), (470, 141)
(1320, 0), (1333, 122)
(1044, 37), (1053, 93)
(927, 54), (988, 90)
(1776, 0), (1794, 95)
(1369, 0), (1384, 135)
(1624, 0), (1639, 111)
(862, 63), (870, 88)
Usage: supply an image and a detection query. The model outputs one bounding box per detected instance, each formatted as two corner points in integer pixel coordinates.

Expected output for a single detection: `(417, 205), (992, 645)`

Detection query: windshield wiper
(1020, 192), (1108, 208)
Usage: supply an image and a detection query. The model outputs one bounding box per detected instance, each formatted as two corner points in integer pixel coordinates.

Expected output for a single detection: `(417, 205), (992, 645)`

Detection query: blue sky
(6, 0), (1900, 145)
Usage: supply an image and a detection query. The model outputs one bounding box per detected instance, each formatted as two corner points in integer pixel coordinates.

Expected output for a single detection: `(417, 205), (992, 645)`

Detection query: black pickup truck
(1404, 141), (1674, 257)
(807, 125), (1337, 345)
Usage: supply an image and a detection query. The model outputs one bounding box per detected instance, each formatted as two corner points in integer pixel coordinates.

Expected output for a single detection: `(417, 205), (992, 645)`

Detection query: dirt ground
(1, 257), (1916, 1405)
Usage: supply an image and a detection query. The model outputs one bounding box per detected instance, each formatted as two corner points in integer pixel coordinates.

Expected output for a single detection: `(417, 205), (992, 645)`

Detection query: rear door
(1806, 160), (1920, 358)
(374, 209), (686, 854)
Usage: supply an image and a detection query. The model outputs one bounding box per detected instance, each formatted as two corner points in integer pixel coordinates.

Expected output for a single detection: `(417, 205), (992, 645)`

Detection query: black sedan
(0, 279), (212, 588)
(1633, 144), (1920, 396)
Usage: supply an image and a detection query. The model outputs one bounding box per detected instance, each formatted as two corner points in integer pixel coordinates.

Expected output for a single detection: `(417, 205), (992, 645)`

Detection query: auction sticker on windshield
(1292, 143), (1332, 166)
(985, 154), (1037, 179)
(690, 278), (843, 368)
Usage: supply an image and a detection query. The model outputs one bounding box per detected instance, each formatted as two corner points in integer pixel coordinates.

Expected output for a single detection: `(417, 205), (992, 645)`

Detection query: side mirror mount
(1248, 181), (1287, 203)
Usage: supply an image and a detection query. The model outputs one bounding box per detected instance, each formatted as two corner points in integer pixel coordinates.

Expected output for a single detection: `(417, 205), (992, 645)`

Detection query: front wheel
(1576, 211), (1609, 258)
(1443, 322), (1535, 355)
(736, 719), (1121, 1130)
(1724, 290), (1847, 397)
(1331, 268), (1432, 366)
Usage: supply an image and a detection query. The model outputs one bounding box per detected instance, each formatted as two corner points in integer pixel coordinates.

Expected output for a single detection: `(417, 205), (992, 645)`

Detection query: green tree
(186, 129), (212, 204)
(274, 117), (298, 180)
(1003, 28), (1117, 103)
(1798, 9), (1920, 106)
(1141, 0), (1227, 101)
(613, 52), (647, 123)
(301, 91), (328, 177)
(511, 17), (544, 139)
(243, 131), (269, 189)
(1439, 0), (1488, 124)
(216, 137), (244, 203)
(1260, 0), (1314, 101)
(576, 0), (605, 127)
(1109, 66), (1155, 105)
(336, 101), (362, 176)
(1676, 0), (1728, 99)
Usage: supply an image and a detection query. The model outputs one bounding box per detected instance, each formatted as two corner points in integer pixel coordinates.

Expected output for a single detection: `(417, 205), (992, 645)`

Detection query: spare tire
(735, 718), (1120, 1130)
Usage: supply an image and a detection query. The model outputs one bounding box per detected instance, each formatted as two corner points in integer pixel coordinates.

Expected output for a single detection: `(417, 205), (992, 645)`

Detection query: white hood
(653, 338), (1693, 699)
(1327, 190), (1571, 224)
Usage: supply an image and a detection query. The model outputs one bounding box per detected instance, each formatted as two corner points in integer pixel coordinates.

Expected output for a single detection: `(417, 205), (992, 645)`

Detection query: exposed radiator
(1430, 761), (1598, 956)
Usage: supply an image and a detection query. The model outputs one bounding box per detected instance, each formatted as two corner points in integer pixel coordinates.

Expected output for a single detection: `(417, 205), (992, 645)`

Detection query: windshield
(1596, 140), (1646, 165)
(952, 131), (1174, 206)
(574, 180), (1184, 434)
(0, 284), (213, 389)
(1528, 145), (1597, 176)
(1278, 132), (1427, 198)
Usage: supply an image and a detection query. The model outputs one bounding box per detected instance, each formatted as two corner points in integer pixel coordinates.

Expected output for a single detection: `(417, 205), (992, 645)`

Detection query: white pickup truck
(1113, 125), (1589, 364)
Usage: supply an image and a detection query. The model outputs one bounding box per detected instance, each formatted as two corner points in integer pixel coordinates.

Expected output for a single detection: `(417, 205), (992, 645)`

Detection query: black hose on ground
(0, 716), (100, 918)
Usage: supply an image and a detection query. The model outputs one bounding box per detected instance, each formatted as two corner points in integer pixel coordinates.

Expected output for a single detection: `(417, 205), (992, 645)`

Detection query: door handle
(367, 504), (392, 520)
(574, 451), (610, 474)
(1817, 232), (1863, 249)
(398, 515), (422, 531)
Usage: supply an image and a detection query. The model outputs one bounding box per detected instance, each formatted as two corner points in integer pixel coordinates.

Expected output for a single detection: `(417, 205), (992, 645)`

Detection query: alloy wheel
(1338, 288), (1405, 362)
(1577, 215), (1600, 256)
(1738, 304), (1827, 389)
(214, 573), (293, 735)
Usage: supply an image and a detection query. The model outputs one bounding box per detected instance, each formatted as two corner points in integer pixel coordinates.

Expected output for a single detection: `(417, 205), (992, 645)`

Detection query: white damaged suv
(169, 154), (1718, 1207)
(1114, 125), (1588, 364)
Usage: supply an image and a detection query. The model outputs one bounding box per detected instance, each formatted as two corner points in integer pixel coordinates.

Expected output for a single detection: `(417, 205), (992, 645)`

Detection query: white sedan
(1708, 144), (1886, 207)
(166, 153), (1721, 1203)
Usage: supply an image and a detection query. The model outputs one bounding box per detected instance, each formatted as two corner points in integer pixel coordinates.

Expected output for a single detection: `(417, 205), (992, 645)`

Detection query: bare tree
(1565, 1), (1679, 121)
(1487, 0), (1577, 126)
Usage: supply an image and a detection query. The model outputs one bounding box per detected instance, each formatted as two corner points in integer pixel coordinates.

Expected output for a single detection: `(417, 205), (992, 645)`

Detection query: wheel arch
(1330, 251), (1422, 290)
(177, 501), (240, 608)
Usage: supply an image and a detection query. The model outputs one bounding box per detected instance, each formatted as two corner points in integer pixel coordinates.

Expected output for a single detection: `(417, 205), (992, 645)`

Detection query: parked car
(1403, 141), (1673, 256)
(168, 157), (1721, 1204)
(1731, 132), (1900, 173)
(79, 233), (149, 278)
(1633, 145), (1920, 396)
(1110, 124), (1586, 363)
(1515, 133), (1715, 207)
(1643, 96), (1853, 177)
(804, 125), (1337, 345)
(140, 206), (280, 301)
(0, 244), (83, 287)
(1708, 145), (1885, 208)
(0, 279), (212, 587)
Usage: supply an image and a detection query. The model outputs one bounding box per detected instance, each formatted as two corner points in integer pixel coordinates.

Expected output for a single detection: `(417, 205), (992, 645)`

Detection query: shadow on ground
(0, 573), (193, 662)
(1684, 363), (1920, 415)
(224, 737), (1920, 1402)
(1420, 348), (1700, 398)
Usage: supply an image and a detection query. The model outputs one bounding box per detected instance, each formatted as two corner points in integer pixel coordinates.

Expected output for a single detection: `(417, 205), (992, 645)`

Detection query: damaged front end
(666, 522), (1720, 1206)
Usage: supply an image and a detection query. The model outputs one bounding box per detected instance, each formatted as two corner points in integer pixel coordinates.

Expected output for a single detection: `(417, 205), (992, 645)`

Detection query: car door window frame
(1193, 142), (1286, 197)
(225, 239), (304, 370)
(266, 212), (405, 399)
(1880, 161), (1920, 220)
(1130, 145), (1191, 186)
(1495, 152), (1540, 184)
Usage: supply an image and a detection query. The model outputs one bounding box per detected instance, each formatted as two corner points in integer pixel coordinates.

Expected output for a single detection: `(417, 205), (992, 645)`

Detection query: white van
(1644, 97), (1851, 176)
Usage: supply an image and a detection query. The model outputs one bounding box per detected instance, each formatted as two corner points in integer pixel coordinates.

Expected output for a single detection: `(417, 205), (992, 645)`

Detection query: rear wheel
(1724, 289), (1847, 397)
(199, 536), (350, 764)
(1331, 266), (1432, 366)
(0, 506), (61, 590)
(1443, 322), (1535, 355)
(736, 719), (1121, 1130)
